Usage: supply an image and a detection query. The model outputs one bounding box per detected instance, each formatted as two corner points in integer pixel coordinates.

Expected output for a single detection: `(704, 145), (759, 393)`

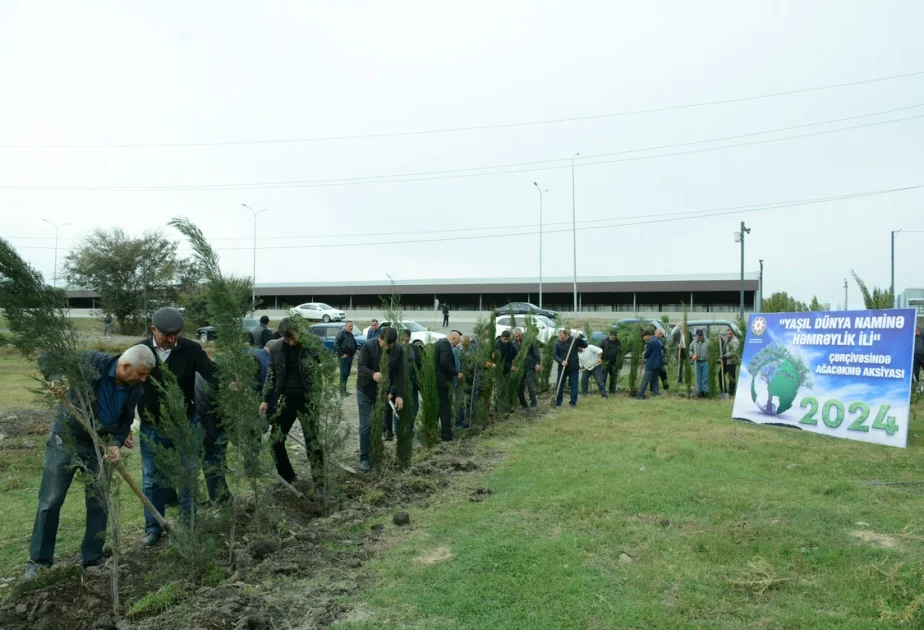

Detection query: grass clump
(126, 580), (188, 619)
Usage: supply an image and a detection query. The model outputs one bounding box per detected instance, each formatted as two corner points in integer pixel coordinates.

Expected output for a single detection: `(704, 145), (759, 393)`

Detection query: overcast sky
(1, 1), (923, 308)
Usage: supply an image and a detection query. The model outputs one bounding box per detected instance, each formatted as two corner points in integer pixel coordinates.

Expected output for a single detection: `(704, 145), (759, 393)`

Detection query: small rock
(95, 613), (113, 629)
(347, 558), (363, 568)
(371, 523), (384, 532)
(659, 519), (672, 528)
(294, 531), (318, 543)
(116, 620), (133, 630)
(15, 603), (27, 615)
(639, 467), (647, 472)
(855, 521), (871, 527)
(249, 538), (280, 561)
(786, 463), (799, 470)
(393, 511), (411, 526)
(618, 553), (633, 564)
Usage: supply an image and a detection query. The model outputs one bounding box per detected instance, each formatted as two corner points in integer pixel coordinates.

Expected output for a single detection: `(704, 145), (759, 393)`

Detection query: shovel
(551, 334), (579, 408)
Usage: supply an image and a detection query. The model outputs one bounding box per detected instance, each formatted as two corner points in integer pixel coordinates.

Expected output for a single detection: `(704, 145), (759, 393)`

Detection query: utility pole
(571, 152), (580, 313)
(736, 222), (751, 318)
(758, 259), (764, 311)
(242, 203), (268, 315)
(41, 218), (71, 288)
(533, 182), (548, 308)
(891, 229), (901, 308)
(844, 279), (848, 310)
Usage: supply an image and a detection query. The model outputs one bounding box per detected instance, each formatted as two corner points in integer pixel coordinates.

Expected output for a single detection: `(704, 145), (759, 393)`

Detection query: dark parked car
(494, 302), (558, 320)
(308, 323), (366, 352)
(588, 318), (668, 345)
(197, 317), (262, 343)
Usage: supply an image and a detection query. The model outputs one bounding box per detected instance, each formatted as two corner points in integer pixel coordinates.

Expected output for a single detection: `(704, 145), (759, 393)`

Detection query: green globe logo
(747, 342), (812, 416)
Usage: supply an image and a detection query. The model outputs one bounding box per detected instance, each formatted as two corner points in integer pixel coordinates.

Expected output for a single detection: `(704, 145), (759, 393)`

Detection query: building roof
(64, 272), (760, 299)
(253, 273), (760, 296)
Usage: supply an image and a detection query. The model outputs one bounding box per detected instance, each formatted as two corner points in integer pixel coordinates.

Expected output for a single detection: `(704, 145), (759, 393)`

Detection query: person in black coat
(333, 321), (358, 395)
(495, 330), (519, 376)
(514, 328), (542, 409)
(135, 307), (216, 546)
(259, 318), (323, 487)
(434, 332), (462, 441)
(356, 327), (406, 451)
(601, 330), (623, 394)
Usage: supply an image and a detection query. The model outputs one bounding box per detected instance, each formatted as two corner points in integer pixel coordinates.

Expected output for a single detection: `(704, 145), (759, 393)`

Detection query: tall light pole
(844, 279), (848, 310)
(533, 182), (548, 308)
(41, 218), (71, 288)
(758, 259), (764, 311)
(891, 229), (901, 308)
(242, 203), (267, 314)
(735, 221), (751, 318)
(571, 152), (580, 313)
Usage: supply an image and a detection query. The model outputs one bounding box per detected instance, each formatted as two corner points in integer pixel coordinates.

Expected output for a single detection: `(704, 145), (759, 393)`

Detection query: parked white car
(289, 302), (345, 323)
(495, 314), (585, 345)
(362, 320), (446, 346)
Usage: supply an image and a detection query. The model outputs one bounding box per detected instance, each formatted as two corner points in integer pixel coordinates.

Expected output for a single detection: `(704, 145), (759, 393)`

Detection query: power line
(2, 70), (922, 149)
(3, 111), (922, 193)
(9, 184), (922, 252)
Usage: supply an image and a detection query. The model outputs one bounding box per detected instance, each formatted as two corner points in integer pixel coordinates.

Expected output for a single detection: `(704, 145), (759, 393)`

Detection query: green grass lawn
(0, 353), (36, 412)
(334, 396), (924, 629)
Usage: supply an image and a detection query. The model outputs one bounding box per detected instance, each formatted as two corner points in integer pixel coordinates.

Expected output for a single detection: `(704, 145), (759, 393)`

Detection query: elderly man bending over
(25, 345), (155, 580)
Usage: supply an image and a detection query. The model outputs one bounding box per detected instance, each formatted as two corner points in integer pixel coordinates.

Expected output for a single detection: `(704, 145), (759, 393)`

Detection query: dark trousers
(140, 423), (198, 537)
(357, 391), (374, 463)
(602, 361), (620, 393)
(30, 433), (107, 566)
(722, 362), (737, 394)
(677, 349), (688, 383)
(581, 367), (607, 397)
(203, 431), (230, 503)
(914, 356), (923, 383)
(650, 368), (668, 392)
(556, 368), (579, 406)
(442, 314), (449, 327)
(637, 368), (660, 398)
(272, 390), (323, 484)
(519, 368), (538, 407)
(339, 356), (353, 392)
(438, 387), (453, 440)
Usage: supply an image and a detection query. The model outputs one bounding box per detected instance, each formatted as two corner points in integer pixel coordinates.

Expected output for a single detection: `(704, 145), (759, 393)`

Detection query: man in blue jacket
(25, 345), (155, 579)
(636, 330), (663, 400)
(553, 328), (587, 408)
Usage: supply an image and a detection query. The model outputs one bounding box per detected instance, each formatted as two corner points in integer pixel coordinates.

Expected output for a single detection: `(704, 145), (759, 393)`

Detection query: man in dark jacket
(636, 330), (664, 400)
(514, 328), (542, 409)
(135, 307), (215, 546)
(495, 330), (519, 376)
(334, 321), (358, 396)
(399, 329), (421, 420)
(26, 346), (154, 579)
(434, 332), (463, 441)
(250, 315), (272, 348)
(650, 328), (670, 392)
(259, 318), (323, 487)
(601, 330), (623, 394)
(553, 328), (587, 407)
(356, 327), (406, 468)
(441, 303), (450, 327)
(366, 319), (381, 341)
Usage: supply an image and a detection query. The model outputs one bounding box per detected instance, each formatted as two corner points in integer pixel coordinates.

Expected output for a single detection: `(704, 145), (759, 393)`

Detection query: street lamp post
(533, 182), (548, 308)
(736, 221), (752, 318)
(758, 259), (764, 311)
(242, 203), (268, 314)
(891, 229), (902, 308)
(844, 279), (848, 310)
(571, 152), (580, 313)
(41, 218), (71, 288)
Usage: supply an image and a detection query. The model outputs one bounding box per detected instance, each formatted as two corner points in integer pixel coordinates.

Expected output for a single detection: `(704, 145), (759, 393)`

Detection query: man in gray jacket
(689, 329), (710, 398)
(720, 328), (740, 395)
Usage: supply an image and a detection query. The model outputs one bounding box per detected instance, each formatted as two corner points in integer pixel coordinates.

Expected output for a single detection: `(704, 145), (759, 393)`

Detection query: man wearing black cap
(135, 307), (216, 546)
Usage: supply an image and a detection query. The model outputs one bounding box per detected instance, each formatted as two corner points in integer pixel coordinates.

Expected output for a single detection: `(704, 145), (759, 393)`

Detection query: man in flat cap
(135, 307), (215, 546)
